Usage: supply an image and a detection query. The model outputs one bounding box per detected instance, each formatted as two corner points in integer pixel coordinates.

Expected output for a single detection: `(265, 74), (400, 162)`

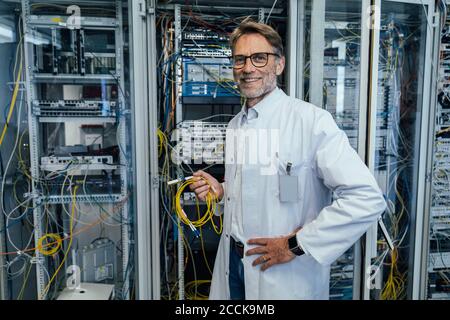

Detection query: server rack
(295, 0), (439, 300)
(154, 1), (288, 300)
(13, 0), (135, 299)
(365, 0), (437, 300)
(417, 0), (450, 300)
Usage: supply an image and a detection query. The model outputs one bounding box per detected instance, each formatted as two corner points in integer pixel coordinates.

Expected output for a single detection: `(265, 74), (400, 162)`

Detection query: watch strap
(288, 234), (305, 256)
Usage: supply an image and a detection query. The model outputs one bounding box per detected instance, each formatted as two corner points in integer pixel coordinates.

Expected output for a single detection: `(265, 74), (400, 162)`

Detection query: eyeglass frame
(230, 52), (280, 69)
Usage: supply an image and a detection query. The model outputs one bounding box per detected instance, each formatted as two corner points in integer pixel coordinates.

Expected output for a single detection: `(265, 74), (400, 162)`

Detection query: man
(189, 21), (386, 300)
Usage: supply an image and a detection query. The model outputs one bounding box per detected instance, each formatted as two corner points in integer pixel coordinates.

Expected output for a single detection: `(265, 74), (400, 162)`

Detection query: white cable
(265, 0), (278, 24)
(1, 87), (38, 254)
(60, 172), (98, 230)
(1, 88), (24, 217)
(44, 204), (64, 229)
(79, 165), (124, 227)
(194, 114), (236, 122)
(96, 205), (123, 227)
(6, 254), (30, 279)
(4, 197), (33, 221)
(6, 214), (35, 254)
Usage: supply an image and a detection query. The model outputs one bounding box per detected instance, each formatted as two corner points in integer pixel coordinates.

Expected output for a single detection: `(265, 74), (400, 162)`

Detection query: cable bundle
(173, 177), (222, 236)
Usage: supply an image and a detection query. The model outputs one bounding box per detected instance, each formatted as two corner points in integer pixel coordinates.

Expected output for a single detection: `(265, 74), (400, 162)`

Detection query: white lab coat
(209, 87), (386, 300)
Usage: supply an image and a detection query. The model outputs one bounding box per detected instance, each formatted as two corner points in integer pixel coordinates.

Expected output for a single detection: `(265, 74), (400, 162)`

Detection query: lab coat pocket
(276, 158), (301, 203)
(278, 174), (300, 203)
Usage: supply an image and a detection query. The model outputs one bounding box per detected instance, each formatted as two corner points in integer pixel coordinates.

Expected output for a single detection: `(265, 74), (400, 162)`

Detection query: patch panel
(40, 155), (116, 171)
(181, 26), (237, 98)
(182, 46), (231, 58)
(182, 58), (237, 97)
(43, 194), (122, 204)
(183, 28), (229, 42)
(43, 174), (121, 195)
(177, 121), (227, 164)
(428, 252), (450, 271)
(431, 207), (450, 231)
(33, 99), (117, 117)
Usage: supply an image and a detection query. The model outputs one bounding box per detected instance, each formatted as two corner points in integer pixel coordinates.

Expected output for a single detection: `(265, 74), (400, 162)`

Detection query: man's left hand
(246, 235), (295, 271)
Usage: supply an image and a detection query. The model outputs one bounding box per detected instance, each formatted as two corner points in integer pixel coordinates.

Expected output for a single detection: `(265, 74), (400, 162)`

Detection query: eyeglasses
(230, 52), (280, 69)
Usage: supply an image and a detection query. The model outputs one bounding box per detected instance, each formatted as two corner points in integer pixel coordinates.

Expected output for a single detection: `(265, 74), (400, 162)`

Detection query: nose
(241, 56), (256, 73)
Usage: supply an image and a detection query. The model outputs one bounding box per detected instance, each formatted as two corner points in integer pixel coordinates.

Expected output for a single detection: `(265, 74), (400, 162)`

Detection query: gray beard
(239, 78), (277, 99)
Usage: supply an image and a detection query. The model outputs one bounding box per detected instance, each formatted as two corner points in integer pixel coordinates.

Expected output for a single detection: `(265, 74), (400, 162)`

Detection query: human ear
(276, 56), (285, 75)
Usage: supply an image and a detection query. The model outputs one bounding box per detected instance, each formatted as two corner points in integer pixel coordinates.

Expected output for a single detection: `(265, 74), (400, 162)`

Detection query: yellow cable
(0, 42), (23, 147)
(198, 208), (213, 276)
(17, 129), (33, 181)
(37, 233), (62, 256)
(174, 178), (218, 228)
(185, 280), (210, 300)
(17, 257), (33, 300)
(39, 185), (78, 299)
(157, 128), (168, 157)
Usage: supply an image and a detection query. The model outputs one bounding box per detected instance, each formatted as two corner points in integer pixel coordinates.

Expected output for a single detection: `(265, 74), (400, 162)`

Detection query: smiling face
(233, 33), (285, 107)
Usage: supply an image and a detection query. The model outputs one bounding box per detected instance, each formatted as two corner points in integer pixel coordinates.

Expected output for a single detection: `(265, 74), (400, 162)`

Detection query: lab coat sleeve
(214, 182), (226, 216)
(297, 110), (387, 266)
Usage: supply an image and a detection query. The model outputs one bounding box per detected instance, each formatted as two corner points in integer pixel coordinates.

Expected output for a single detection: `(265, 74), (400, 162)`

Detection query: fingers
(252, 254), (272, 267)
(210, 185), (218, 197)
(251, 254), (280, 271)
(192, 170), (204, 177)
(191, 170), (218, 189)
(195, 185), (210, 195)
(260, 259), (275, 271)
(189, 170), (222, 201)
(197, 190), (209, 201)
(246, 239), (271, 269)
(189, 178), (207, 191)
(246, 237), (295, 271)
(193, 170), (214, 181)
(189, 179), (211, 200)
(245, 246), (267, 256)
(252, 255), (267, 267)
(247, 238), (268, 246)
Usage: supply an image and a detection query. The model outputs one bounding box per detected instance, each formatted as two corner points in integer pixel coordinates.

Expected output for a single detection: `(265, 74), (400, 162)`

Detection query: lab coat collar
(239, 87), (284, 125)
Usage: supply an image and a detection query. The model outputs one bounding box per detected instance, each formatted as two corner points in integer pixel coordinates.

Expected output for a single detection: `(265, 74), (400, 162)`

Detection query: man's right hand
(189, 170), (224, 202)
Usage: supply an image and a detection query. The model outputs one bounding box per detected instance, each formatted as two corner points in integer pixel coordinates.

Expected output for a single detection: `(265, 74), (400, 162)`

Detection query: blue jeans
(229, 240), (245, 300)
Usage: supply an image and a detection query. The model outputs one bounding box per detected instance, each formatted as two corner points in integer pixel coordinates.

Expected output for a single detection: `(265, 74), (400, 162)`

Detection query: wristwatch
(288, 234), (305, 256)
